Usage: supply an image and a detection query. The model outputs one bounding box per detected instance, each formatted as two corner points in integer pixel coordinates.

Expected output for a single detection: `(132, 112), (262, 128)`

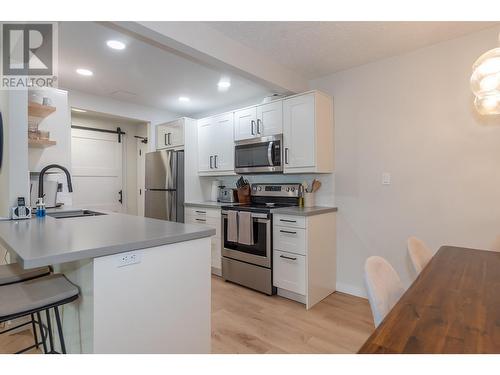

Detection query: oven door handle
(267, 141), (274, 166)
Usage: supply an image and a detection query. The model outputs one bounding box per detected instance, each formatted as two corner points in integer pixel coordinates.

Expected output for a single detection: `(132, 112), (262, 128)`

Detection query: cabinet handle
(209, 155), (213, 169)
(164, 133), (168, 146)
(257, 119), (262, 134)
(285, 148), (289, 164)
(167, 133), (171, 145)
(214, 155), (218, 169)
(195, 210), (206, 214)
(280, 219), (297, 223)
(280, 229), (297, 235)
(195, 218), (206, 222)
(280, 254), (297, 261)
(251, 120), (255, 135)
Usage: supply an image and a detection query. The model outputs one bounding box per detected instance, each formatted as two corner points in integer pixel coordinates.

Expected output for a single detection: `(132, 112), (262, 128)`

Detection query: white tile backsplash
(204, 173), (335, 207)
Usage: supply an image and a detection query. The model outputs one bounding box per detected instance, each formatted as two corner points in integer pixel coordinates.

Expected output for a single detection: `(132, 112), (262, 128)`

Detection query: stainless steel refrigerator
(145, 150), (184, 222)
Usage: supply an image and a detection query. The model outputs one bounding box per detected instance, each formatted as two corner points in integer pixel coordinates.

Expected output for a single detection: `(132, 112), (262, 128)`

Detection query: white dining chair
(364, 256), (405, 327)
(407, 236), (433, 275)
(489, 235), (500, 252)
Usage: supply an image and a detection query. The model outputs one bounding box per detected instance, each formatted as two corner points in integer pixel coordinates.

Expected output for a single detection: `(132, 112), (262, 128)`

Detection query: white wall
(0, 90), (29, 219)
(67, 89), (179, 152)
(310, 25), (500, 297)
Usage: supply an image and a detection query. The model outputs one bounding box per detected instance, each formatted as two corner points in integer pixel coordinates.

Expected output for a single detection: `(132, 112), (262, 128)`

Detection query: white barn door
(71, 128), (124, 212)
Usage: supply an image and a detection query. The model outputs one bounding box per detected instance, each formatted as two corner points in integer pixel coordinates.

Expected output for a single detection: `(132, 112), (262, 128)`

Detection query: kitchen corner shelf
(28, 101), (56, 119)
(28, 139), (57, 148)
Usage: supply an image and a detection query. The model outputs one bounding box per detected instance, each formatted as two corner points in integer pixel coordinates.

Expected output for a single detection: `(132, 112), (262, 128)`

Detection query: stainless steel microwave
(234, 134), (283, 174)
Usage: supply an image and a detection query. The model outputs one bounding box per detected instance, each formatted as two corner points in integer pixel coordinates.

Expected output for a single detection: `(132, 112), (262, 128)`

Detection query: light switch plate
(382, 172), (391, 185)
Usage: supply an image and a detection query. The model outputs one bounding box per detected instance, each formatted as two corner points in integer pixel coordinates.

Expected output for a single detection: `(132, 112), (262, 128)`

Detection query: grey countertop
(271, 206), (338, 216)
(184, 201), (240, 209)
(0, 209), (215, 269)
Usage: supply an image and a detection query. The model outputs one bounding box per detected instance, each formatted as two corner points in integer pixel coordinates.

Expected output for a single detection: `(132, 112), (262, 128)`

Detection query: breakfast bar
(0, 209), (215, 353)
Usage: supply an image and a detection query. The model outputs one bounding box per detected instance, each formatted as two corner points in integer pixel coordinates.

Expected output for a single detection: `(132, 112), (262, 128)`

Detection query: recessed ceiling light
(106, 40), (126, 50)
(71, 108), (87, 113)
(76, 68), (93, 76)
(218, 78), (231, 90)
(178, 96), (190, 102)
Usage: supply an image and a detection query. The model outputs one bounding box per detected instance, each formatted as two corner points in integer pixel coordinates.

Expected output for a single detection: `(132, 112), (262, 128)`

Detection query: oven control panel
(251, 183), (301, 197)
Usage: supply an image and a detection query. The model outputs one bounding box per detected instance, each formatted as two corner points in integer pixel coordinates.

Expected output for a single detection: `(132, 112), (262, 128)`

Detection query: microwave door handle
(267, 141), (274, 166)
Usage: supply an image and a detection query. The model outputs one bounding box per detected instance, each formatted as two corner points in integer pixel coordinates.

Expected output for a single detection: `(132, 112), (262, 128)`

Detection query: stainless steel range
(221, 183), (301, 295)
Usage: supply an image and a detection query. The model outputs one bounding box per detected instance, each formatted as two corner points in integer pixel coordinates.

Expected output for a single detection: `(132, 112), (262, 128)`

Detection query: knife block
(236, 185), (251, 204)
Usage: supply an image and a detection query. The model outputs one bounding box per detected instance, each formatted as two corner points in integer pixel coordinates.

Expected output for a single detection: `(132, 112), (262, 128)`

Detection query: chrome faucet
(38, 164), (73, 199)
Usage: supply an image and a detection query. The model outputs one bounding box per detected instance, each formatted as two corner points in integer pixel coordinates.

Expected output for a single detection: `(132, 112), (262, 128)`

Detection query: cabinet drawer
(274, 214), (306, 229)
(273, 226), (306, 255)
(184, 207), (220, 219)
(185, 215), (220, 238)
(273, 250), (306, 295)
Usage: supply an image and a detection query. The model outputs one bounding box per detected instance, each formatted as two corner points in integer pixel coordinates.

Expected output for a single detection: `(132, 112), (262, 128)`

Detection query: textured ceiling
(205, 22), (499, 79)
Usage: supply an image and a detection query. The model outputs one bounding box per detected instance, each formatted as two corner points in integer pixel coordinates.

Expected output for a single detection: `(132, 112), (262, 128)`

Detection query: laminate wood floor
(0, 276), (374, 354)
(212, 276), (374, 353)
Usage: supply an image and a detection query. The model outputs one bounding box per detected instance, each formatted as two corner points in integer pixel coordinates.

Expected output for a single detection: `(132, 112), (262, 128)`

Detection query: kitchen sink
(46, 210), (107, 219)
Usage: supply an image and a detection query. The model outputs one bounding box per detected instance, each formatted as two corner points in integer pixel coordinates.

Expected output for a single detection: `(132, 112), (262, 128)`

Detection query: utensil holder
(304, 192), (316, 208)
(237, 185), (251, 204)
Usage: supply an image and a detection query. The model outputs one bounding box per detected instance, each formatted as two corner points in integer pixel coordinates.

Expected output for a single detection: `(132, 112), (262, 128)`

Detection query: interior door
(283, 93), (315, 170)
(71, 128), (124, 212)
(234, 107), (257, 141)
(258, 100), (283, 136)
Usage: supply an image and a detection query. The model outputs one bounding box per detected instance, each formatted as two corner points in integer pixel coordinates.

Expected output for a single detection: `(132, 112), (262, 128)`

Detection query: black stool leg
(36, 312), (48, 353)
(30, 314), (39, 349)
(45, 309), (54, 353)
(53, 306), (66, 354)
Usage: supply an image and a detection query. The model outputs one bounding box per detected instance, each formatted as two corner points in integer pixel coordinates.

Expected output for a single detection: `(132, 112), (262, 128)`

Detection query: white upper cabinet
(234, 100), (283, 141)
(283, 91), (334, 174)
(156, 118), (184, 150)
(197, 113), (235, 176)
(257, 100), (283, 137)
(234, 107), (257, 141)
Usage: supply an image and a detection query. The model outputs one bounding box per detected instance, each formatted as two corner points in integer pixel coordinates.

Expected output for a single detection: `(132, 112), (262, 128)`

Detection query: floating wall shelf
(28, 101), (56, 119)
(28, 139), (57, 148)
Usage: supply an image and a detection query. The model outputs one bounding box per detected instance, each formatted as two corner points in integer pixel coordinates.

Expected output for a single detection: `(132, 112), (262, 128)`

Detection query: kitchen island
(0, 209), (215, 354)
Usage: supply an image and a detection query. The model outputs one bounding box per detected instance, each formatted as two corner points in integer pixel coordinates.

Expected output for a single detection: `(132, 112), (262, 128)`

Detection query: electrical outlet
(382, 172), (391, 185)
(116, 252), (142, 268)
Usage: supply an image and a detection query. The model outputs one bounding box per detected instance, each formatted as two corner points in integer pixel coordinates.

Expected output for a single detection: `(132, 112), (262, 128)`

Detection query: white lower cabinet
(273, 250), (306, 295)
(272, 212), (336, 309)
(185, 205), (222, 275)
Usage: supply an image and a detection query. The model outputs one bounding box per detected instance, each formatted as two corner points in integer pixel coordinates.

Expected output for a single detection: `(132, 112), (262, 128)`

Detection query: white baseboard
(336, 282), (367, 298)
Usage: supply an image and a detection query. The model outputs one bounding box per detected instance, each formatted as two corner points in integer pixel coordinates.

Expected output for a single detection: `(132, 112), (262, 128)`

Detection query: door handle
(267, 141), (274, 166)
(210, 155), (213, 169)
(257, 119), (262, 134)
(284, 148), (289, 164)
(214, 155), (218, 169)
(118, 190), (123, 204)
(251, 120), (255, 136)
(280, 254), (297, 261)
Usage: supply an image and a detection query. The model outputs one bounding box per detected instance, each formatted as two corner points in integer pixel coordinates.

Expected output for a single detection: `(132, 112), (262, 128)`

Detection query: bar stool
(0, 274), (79, 354)
(0, 263), (51, 353)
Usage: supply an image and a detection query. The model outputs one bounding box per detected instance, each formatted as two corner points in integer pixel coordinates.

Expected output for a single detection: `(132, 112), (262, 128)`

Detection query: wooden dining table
(358, 246), (500, 354)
